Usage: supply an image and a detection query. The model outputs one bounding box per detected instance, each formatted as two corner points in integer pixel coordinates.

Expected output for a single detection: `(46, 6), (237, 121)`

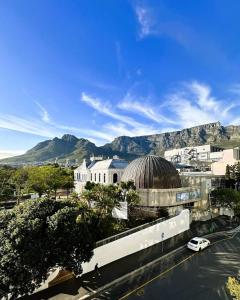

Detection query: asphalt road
(115, 232), (240, 300)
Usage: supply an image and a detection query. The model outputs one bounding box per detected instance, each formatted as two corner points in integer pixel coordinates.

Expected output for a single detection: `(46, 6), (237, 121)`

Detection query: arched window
(113, 173), (118, 183)
(103, 173), (106, 183)
(91, 173), (92, 181)
(99, 173), (101, 182)
(94, 173), (96, 182)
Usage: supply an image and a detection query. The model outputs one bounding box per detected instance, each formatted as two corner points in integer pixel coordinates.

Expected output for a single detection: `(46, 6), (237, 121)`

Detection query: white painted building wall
(164, 144), (224, 163)
(82, 209), (190, 274)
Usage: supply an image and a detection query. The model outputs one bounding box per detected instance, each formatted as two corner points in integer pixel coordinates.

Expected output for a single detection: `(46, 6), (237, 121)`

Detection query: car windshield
(190, 239), (199, 245)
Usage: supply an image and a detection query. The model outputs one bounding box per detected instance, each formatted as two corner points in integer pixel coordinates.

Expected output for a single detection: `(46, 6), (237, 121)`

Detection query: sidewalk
(21, 217), (239, 300)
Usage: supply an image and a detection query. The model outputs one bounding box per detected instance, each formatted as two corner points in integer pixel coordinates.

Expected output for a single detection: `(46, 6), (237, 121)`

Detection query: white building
(164, 144), (224, 164)
(74, 156), (129, 194)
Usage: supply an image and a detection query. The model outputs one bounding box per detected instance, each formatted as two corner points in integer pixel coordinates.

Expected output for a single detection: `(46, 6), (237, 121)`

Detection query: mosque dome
(121, 155), (181, 189)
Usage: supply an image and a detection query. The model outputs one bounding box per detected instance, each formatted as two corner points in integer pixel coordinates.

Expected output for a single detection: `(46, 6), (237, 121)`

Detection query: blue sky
(1, 0), (240, 158)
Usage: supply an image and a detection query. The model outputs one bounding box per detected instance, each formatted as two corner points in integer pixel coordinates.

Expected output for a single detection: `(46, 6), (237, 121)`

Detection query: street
(107, 232), (240, 300)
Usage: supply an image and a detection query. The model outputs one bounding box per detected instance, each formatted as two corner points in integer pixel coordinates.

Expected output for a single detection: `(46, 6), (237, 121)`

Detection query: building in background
(211, 148), (240, 175)
(74, 156), (129, 194)
(164, 144), (224, 164)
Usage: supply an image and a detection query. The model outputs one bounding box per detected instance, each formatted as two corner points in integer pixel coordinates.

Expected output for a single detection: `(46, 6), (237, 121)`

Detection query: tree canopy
(211, 188), (240, 216)
(82, 180), (139, 216)
(0, 198), (95, 299)
(0, 166), (15, 203)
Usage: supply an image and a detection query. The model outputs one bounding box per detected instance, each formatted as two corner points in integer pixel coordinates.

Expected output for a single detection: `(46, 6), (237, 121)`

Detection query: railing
(96, 216), (167, 248)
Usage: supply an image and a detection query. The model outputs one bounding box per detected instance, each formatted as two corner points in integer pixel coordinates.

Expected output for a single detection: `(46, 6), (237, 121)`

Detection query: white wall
(82, 209), (190, 274)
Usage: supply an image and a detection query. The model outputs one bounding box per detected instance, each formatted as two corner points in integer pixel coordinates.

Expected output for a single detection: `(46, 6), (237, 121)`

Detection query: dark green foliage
(225, 163), (240, 188)
(84, 181), (98, 191)
(0, 198), (94, 299)
(82, 181), (140, 216)
(0, 166), (15, 202)
(211, 188), (240, 216)
(157, 207), (169, 218)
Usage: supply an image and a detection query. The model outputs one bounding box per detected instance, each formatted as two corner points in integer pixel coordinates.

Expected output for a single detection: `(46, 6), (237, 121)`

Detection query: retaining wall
(82, 209), (190, 274)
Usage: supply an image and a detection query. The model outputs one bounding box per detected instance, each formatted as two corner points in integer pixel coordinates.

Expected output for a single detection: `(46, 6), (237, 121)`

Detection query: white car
(187, 237), (210, 252)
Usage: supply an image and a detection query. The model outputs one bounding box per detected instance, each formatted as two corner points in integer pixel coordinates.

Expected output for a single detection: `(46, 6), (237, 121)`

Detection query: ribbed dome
(121, 155), (181, 189)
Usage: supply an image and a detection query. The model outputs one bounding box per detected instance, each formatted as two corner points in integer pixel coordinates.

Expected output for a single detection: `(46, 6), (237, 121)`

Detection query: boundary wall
(82, 209), (190, 274)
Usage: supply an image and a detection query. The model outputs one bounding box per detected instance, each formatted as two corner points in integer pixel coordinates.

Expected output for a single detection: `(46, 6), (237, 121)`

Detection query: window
(190, 239), (198, 245)
(113, 173), (118, 183)
(103, 173), (106, 183)
(94, 173), (96, 181)
(99, 173), (101, 182)
(91, 173), (92, 181)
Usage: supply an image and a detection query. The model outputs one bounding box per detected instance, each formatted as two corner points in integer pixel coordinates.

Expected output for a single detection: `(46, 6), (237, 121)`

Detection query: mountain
(1, 122), (240, 164)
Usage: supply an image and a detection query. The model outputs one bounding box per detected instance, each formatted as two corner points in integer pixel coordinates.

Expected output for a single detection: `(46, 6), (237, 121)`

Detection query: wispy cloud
(133, 3), (233, 71)
(103, 122), (160, 137)
(164, 81), (238, 128)
(81, 92), (162, 137)
(35, 101), (51, 123)
(0, 101), (115, 145)
(81, 92), (142, 127)
(135, 5), (156, 38)
(0, 114), (59, 137)
(118, 92), (177, 125)
(2, 82), (240, 151)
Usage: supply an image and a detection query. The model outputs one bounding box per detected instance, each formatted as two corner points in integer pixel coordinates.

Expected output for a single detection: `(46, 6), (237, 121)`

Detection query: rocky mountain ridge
(1, 122), (240, 164)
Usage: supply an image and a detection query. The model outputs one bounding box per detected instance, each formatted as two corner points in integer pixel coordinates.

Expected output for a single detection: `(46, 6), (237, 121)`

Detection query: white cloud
(58, 124), (114, 142)
(135, 6), (156, 38)
(0, 114), (59, 138)
(35, 101), (51, 123)
(118, 92), (177, 125)
(81, 92), (143, 128)
(103, 122), (158, 138)
(2, 82), (240, 154)
(0, 101), (115, 145)
(0, 150), (25, 159)
(165, 81), (238, 128)
(81, 92), (163, 138)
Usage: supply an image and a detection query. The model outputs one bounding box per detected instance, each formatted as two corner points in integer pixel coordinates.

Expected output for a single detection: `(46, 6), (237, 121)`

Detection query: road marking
(118, 253), (197, 300)
(118, 232), (239, 300)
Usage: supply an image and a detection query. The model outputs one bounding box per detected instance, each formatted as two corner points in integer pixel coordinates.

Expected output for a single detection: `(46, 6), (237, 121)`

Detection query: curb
(78, 227), (239, 300)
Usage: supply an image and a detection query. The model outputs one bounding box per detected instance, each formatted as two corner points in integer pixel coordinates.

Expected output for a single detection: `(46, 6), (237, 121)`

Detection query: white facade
(74, 156), (129, 194)
(82, 209), (190, 273)
(164, 144), (224, 164)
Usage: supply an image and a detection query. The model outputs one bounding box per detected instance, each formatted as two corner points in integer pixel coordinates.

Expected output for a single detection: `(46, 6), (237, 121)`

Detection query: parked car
(187, 237), (210, 252)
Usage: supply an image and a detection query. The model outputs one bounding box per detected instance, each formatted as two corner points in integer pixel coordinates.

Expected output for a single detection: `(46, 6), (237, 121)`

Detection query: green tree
(26, 166), (47, 197)
(26, 166), (74, 199)
(0, 166), (15, 203)
(12, 167), (29, 204)
(235, 162), (240, 182)
(0, 198), (95, 299)
(60, 168), (74, 198)
(82, 184), (121, 216)
(211, 188), (240, 216)
(226, 164), (231, 180)
(84, 181), (98, 191)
